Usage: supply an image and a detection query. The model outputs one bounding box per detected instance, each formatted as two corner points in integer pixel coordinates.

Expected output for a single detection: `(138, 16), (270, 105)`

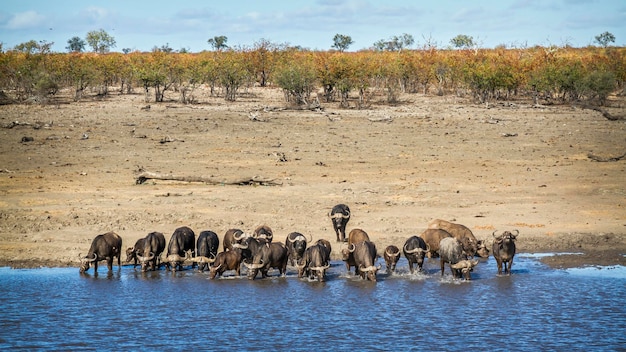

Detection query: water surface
(1, 254), (624, 351)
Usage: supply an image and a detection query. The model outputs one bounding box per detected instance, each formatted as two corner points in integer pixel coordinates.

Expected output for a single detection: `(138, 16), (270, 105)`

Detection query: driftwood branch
(576, 104), (623, 121)
(587, 152), (626, 162)
(135, 171), (282, 186)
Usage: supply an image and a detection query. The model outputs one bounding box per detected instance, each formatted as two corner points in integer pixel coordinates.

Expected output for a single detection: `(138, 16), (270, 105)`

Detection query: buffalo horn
(309, 264), (330, 272)
(233, 231), (247, 241)
(138, 252), (155, 263)
(403, 243), (424, 254)
(358, 265), (379, 272)
(232, 242), (249, 250)
(244, 260), (265, 270)
(80, 252), (98, 263)
(385, 248), (400, 258)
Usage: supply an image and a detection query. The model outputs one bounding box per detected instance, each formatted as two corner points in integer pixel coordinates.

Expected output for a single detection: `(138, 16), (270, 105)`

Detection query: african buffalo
(450, 259), (480, 280)
(136, 231), (166, 272)
(253, 225), (274, 242)
(285, 232), (312, 266)
(329, 203), (351, 242)
(209, 249), (244, 279)
(383, 245), (401, 274)
(125, 237), (147, 268)
(79, 232), (122, 273)
(162, 226), (195, 271)
(428, 219), (478, 258)
(492, 230), (518, 275)
(315, 238), (332, 263)
(418, 228), (452, 258)
(476, 239), (490, 258)
(403, 236), (430, 274)
(297, 243), (331, 282)
(348, 228), (370, 245)
(341, 246), (357, 274)
(244, 242), (288, 280)
(350, 240), (380, 281)
(192, 230), (219, 272)
(439, 237), (465, 278)
(223, 228), (247, 252)
(237, 236), (267, 264)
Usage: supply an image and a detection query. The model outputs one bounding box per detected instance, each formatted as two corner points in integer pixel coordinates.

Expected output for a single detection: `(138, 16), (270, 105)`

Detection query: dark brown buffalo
(328, 204), (351, 242)
(418, 228), (452, 258)
(245, 242), (288, 280)
(492, 230), (518, 275)
(315, 239), (332, 263)
(209, 249), (244, 279)
(403, 236), (430, 274)
(223, 228), (247, 252)
(125, 237), (147, 268)
(350, 240), (379, 281)
(253, 225), (274, 242)
(79, 232), (122, 273)
(162, 226), (195, 272)
(237, 236), (266, 264)
(428, 219), (478, 258)
(285, 232), (311, 266)
(383, 245), (401, 274)
(297, 243), (331, 282)
(136, 231), (166, 272)
(192, 230), (219, 272)
(348, 228), (370, 245)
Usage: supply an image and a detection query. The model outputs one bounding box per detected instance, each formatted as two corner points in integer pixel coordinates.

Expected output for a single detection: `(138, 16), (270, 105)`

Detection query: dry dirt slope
(0, 87), (625, 268)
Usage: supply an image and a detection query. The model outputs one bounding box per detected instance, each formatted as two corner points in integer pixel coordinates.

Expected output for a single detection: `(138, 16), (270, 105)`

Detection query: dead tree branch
(135, 171), (282, 186)
(587, 152), (626, 162)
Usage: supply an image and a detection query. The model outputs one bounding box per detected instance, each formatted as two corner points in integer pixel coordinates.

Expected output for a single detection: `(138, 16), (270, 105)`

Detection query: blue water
(0, 254), (624, 351)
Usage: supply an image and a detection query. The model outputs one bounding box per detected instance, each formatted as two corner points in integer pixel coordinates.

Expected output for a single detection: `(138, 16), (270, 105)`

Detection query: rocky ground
(0, 86), (624, 270)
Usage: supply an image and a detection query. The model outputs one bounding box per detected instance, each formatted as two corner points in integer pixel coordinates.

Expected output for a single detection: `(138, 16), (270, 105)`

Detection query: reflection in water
(0, 255), (624, 350)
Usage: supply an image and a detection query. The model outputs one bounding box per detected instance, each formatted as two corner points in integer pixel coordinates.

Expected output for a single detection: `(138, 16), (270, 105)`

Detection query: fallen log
(135, 171), (282, 186)
(576, 104), (623, 121)
(587, 152), (626, 162)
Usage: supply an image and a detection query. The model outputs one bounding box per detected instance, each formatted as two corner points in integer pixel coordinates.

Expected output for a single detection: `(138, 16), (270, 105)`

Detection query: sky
(1, 0), (625, 52)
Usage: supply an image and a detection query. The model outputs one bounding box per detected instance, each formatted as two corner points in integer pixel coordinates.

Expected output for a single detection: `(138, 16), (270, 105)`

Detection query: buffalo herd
(79, 203), (518, 281)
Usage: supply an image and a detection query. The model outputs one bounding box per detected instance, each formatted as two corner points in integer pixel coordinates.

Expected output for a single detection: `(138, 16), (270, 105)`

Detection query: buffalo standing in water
(79, 232), (122, 273)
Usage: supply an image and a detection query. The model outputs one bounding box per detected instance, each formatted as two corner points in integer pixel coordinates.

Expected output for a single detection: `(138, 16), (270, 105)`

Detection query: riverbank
(1, 87), (625, 270)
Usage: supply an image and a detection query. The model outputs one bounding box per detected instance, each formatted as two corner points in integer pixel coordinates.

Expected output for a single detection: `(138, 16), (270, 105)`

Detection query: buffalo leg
(496, 258), (503, 275)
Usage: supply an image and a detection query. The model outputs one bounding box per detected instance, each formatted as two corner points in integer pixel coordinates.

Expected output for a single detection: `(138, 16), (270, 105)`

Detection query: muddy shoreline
(1, 87), (625, 271)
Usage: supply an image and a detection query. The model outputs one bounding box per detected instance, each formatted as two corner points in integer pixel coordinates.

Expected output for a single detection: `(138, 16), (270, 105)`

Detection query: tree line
(0, 36), (623, 107)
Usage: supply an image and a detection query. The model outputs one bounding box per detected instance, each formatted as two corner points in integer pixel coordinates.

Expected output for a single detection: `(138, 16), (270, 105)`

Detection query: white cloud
(6, 10), (46, 29)
(81, 6), (111, 21)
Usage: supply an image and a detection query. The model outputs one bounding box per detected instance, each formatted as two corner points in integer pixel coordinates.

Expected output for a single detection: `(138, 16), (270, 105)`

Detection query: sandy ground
(0, 86), (625, 270)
